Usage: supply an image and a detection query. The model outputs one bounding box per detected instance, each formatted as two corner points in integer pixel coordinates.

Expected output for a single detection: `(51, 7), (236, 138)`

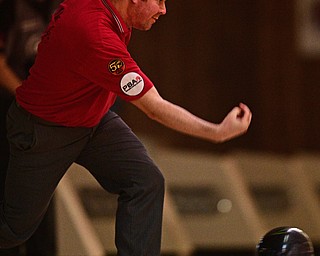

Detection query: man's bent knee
(0, 210), (34, 248)
(143, 165), (165, 194)
(0, 224), (31, 249)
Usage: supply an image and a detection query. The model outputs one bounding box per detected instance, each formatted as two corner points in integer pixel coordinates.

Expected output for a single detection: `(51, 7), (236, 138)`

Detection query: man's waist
(15, 100), (64, 127)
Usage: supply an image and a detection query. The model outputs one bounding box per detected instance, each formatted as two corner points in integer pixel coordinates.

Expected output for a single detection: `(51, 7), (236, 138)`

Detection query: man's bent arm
(131, 86), (252, 143)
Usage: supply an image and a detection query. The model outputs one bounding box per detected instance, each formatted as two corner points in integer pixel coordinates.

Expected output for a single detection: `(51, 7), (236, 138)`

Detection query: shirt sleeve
(76, 28), (154, 102)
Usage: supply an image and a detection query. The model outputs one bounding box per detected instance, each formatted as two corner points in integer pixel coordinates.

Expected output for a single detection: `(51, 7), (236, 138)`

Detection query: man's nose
(159, 2), (166, 15)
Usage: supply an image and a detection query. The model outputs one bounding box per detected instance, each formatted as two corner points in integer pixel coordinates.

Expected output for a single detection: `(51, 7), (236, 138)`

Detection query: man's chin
(134, 22), (154, 31)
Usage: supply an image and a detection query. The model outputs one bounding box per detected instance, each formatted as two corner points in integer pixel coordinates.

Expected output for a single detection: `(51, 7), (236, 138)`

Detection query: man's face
(128, 0), (167, 31)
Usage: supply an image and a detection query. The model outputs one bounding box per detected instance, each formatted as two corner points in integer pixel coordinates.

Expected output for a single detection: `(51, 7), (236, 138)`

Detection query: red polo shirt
(16, 0), (153, 127)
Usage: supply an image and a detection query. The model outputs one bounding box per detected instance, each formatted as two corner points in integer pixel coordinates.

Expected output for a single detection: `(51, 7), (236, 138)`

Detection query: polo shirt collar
(101, 0), (130, 35)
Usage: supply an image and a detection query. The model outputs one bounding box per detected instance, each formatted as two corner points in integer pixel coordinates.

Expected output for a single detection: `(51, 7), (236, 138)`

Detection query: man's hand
(216, 103), (252, 143)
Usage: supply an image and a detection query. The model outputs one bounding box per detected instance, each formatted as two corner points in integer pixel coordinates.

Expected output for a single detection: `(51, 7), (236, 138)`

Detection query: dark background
(120, 0), (320, 154)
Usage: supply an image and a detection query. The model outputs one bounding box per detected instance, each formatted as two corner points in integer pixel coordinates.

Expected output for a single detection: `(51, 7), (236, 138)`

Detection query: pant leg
(76, 112), (165, 256)
(0, 92), (57, 255)
(0, 91), (20, 255)
(0, 102), (93, 248)
(0, 88), (13, 202)
(24, 199), (56, 256)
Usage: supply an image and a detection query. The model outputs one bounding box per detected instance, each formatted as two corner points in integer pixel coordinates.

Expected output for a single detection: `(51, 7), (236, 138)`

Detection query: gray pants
(0, 101), (165, 256)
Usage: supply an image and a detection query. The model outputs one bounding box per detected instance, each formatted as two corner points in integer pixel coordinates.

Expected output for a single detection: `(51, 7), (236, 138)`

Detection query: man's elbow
(143, 107), (160, 122)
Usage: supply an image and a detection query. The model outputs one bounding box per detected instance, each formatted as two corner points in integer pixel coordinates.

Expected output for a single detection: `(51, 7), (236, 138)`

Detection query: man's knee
(142, 164), (165, 196)
(0, 237), (26, 249)
(0, 225), (30, 249)
(0, 209), (34, 249)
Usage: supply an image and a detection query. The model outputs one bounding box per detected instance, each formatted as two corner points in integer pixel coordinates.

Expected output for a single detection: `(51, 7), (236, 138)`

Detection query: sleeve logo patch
(108, 59), (125, 75)
(120, 72), (144, 96)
